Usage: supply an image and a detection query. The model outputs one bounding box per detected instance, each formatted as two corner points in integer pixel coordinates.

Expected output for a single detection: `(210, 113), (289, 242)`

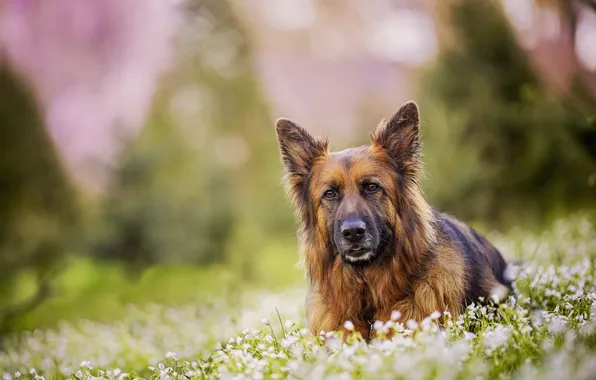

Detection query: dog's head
(275, 101), (423, 264)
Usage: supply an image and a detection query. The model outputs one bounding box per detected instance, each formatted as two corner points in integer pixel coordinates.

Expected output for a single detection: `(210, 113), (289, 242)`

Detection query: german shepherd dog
(275, 101), (511, 340)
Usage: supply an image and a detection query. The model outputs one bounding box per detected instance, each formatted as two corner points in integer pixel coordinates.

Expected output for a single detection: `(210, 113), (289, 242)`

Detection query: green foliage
(9, 239), (301, 333)
(92, 109), (235, 266)
(0, 66), (76, 335)
(417, 0), (596, 226)
(90, 0), (294, 269)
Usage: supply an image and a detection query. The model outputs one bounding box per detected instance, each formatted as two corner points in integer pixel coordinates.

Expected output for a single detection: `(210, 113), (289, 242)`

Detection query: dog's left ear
(371, 101), (421, 176)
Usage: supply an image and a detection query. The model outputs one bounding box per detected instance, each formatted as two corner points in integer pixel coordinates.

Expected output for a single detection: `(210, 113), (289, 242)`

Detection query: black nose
(341, 219), (366, 243)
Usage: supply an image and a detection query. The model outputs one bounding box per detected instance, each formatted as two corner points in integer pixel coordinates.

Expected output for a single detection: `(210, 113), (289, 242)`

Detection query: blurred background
(0, 0), (595, 337)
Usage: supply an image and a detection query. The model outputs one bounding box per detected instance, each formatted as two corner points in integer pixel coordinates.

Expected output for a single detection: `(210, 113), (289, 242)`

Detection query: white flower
(490, 285), (509, 303)
(430, 311), (441, 320)
(464, 332), (476, 341)
(406, 319), (418, 330)
(80, 360), (92, 369)
(14, 373), (21, 379)
(391, 310), (402, 321)
(548, 316), (568, 334)
(165, 351), (178, 360)
(261, 318), (270, 325)
(504, 263), (521, 282)
(373, 320), (384, 331)
(483, 324), (511, 355)
(343, 321), (355, 331)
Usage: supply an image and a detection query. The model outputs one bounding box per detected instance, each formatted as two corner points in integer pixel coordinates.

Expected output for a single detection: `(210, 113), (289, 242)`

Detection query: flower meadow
(1, 215), (596, 380)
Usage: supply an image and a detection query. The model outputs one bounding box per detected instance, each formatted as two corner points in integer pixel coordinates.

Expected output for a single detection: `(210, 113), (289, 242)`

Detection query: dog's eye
(323, 189), (337, 200)
(365, 183), (380, 193)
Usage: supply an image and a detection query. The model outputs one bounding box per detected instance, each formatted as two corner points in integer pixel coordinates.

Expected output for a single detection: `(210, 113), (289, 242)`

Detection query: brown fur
(275, 101), (510, 340)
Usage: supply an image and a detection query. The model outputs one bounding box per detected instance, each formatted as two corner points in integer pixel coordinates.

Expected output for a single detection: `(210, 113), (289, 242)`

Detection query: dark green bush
(0, 67), (76, 336)
(417, 0), (596, 226)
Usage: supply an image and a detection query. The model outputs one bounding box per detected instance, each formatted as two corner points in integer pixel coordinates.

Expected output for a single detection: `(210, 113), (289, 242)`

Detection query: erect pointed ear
(371, 101), (421, 175)
(275, 118), (327, 194)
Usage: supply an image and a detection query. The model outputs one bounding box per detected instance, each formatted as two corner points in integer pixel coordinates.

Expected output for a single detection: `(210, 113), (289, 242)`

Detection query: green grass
(10, 238), (303, 332)
(1, 214), (595, 379)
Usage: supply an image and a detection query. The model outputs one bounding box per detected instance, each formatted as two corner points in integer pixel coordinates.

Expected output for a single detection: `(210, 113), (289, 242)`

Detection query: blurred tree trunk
(0, 64), (76, 337)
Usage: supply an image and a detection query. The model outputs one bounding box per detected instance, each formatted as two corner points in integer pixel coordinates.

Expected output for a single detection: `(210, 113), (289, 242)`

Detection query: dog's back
(434, 210), (511, 304)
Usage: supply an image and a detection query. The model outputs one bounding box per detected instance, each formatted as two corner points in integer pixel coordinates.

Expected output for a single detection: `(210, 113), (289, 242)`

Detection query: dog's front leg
(306, 290), (369, 340)
(373, 284), (460, 339)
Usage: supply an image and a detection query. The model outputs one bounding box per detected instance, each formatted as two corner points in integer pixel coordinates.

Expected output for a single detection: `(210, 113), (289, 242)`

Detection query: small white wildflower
(490, 285), (509, 303)
(80, 360), (92, 369)
(29, 370), (36, 375)
(406, 319), (418, 330)
(504, 263), (520, 282)
(373, 320), (384, 331)
(343, 320), (355, 331)
(483, 324), (511, 355)
(284, 320), (294, 329)
(113, 368), (122, 376)
(166, 351), (178, 360)
(532, 310), (546, 326)
(548, 316), (568, 334)
(325, 335), (342, 350)
(430, 311), (441, 320)
(261, 318), (270, 325)
(391, 310), (402, 321)
(420, 317), (433, 331)
(464, 332), (476, 341)
(75, 370), (82, 379)
(14, 373), (21, 379)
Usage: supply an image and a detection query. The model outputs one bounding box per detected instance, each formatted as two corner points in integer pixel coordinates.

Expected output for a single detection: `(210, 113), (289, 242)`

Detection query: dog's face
(305, 147), (397, 263)
(276, 101), (421, 264)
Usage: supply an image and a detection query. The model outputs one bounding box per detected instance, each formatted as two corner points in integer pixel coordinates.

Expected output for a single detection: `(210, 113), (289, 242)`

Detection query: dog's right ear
(275, 118), (327, 193)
